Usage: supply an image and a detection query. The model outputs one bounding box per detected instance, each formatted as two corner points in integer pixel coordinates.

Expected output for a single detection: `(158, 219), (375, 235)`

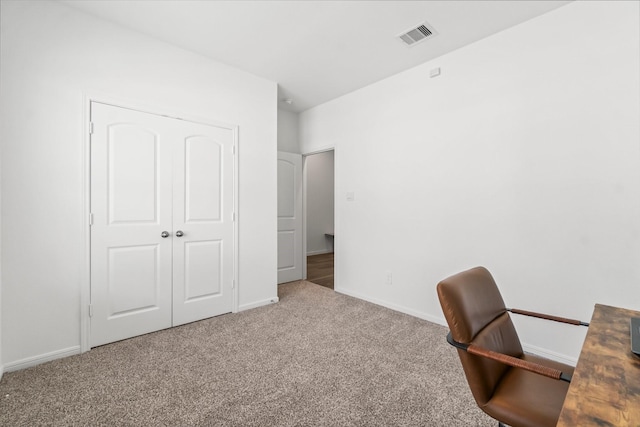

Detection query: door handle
(161, 231), (170, 238)
(175, 230), (184, 237)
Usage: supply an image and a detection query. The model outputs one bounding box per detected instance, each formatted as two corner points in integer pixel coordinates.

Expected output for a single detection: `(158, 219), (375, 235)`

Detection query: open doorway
(304, 150), (335, 289)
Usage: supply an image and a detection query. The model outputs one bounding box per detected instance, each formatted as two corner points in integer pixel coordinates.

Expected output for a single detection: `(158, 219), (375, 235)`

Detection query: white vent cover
(398, 23), (435, 46)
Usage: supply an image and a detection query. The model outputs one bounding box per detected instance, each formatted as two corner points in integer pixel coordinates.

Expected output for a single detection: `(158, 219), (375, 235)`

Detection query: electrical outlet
(385, 271), (393, 286)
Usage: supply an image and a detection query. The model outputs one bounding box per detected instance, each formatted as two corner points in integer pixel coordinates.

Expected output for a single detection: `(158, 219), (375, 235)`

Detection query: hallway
(306, 253), (334, 289)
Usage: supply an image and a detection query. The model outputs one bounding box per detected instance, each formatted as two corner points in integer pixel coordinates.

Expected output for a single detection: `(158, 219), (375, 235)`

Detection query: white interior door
(277, 151), (303, 284)
(172, 122), (235, 326)
(90, 102), (235, 347)
(90, 103), (174, 346)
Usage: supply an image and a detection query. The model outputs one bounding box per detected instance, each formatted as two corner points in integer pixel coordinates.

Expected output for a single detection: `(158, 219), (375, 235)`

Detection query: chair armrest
(507, 308), (589, 327)
(446, 332), (572, 382)
(467, 344), (571, 382)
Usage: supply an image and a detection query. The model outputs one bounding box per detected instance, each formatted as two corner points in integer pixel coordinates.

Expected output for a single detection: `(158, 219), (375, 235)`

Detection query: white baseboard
(306, 249), (332, 256)
(334, 286), (446, 326)
(4, 346), (81, 373)
(522, 342), (578, 366)
(238, 296), (279, 312)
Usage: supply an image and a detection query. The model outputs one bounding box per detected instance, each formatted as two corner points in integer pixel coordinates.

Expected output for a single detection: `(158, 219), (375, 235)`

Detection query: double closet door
(90, 102), (235, 347)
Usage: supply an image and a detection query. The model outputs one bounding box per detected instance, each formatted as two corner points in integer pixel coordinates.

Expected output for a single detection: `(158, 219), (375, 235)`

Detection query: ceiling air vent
(398, 23), (435, 47)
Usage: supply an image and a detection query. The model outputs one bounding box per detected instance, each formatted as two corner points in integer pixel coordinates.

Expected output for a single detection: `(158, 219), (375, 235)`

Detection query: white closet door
(90, 102), (235, 346)
(172, 122), (235, 326)
(90, 102), (173, 347)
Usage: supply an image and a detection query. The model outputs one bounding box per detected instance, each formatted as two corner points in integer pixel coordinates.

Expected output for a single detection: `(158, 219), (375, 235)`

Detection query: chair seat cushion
(482, 354), (574, 427)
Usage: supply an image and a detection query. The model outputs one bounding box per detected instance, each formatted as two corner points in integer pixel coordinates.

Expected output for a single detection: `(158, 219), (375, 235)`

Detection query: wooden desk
(557, 304), (640, 426)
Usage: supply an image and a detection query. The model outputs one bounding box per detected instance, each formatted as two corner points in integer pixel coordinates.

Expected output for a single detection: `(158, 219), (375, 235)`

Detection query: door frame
(81, 93), (240, 353)
(301, 146), (336, 285)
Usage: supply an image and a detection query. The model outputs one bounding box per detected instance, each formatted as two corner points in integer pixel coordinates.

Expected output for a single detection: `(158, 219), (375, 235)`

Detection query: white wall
(277, 109), (300, 153)
(0, 138), (2, 379)
(300, 0), (640, 363)
(0, 1), (278, 368)
(306, 151), (335, 255)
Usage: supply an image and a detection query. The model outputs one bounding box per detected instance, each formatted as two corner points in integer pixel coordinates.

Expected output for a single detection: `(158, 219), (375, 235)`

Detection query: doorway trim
(80, 92), (240, 353)
(301, 146), (336, 286)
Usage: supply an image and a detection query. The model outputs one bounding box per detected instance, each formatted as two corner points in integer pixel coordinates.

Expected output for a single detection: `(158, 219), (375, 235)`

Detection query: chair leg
(498, 423), (506, 427)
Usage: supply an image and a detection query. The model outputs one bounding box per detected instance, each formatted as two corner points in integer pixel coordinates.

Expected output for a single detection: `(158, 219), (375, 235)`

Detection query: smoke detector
(398, 23), (436, 47)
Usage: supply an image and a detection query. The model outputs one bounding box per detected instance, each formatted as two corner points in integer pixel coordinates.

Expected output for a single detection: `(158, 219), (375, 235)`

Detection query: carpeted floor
(0, 281), (494, 426)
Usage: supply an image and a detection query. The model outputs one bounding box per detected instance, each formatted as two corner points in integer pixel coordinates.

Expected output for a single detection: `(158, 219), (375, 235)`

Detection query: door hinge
(88, 304), (93, 317)
(232, 279), (235, 289)
(89, 212), (94, 226)
(89, 122), (94, 135)
(232, 212), (236, 222)
(232, 145), (236, 155)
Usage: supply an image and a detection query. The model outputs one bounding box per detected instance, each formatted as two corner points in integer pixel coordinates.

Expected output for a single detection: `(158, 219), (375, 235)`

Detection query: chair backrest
(436, 266), (524, 405)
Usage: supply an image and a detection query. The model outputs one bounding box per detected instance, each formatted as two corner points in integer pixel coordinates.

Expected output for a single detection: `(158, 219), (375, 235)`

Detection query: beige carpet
(0, 281), (493, 426)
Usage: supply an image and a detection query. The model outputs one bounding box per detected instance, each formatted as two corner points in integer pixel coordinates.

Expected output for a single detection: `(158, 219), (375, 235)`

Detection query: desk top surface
(557, 303), (640, 427)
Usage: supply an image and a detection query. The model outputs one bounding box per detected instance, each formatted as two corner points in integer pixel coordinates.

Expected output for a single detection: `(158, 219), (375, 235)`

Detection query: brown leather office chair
(436, 267), (588, 427)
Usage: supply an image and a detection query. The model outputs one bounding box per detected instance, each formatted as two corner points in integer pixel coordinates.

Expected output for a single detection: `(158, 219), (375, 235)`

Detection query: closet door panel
(172, 124), (234, 326)
(90, 102), (173, 347)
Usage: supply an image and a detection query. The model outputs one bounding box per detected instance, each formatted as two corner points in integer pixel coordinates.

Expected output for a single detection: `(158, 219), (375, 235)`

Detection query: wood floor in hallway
(306, 253), (334, 290)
